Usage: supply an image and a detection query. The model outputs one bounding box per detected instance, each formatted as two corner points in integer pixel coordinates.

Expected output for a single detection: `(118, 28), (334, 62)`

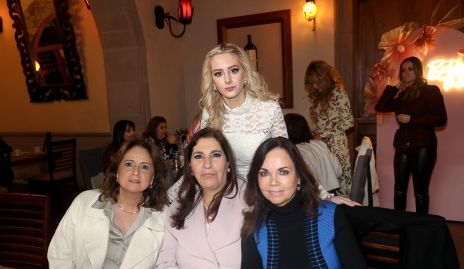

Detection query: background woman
(284, 113), (341, 192)
(241, 137), (366, 269)
(48, 139), (168, 268)
(304, 60), (354, 197)
(143, 116), (178, 160)
(156, 128), (245, 268)
(199, 43), (287, 180)
(103, 119), (136, 171)
(375, 56), (447, 213)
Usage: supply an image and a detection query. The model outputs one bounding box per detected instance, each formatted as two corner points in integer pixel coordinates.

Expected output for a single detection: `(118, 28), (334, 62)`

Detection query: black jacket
(375, 85), (447, 149)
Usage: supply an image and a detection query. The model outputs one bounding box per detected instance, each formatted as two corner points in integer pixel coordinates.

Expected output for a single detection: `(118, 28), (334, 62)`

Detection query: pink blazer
(156, 181), (246, 269)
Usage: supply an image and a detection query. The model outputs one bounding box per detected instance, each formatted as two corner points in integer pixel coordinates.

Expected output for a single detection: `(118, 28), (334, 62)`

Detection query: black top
(375, 85), (447, 149)
(241, 196), (367, 269)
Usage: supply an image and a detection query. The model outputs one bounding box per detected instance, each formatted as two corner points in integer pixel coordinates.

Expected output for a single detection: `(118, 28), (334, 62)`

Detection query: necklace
(116, 203), (139, 214)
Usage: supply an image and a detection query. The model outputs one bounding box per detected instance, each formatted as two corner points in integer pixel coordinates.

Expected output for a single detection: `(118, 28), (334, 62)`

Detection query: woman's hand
(396, 114), (411, 123)
(328, 195), (361, 207)
(396, 80), (412, 92)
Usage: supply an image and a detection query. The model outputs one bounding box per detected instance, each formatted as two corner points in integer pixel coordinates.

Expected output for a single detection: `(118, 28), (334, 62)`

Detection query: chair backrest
(0, 192), (50, 268)
(91, 172), (105, 189)
(46, 138), (77, 182)
(350, 148), (373, 206)
(341, 205), (460, 269)
(79, 146), (106, 189)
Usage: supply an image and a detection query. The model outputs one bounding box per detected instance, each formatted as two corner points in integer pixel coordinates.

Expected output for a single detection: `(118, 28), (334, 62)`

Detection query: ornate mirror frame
(217, 10), (293, 108)
(7, 0), (86, 102)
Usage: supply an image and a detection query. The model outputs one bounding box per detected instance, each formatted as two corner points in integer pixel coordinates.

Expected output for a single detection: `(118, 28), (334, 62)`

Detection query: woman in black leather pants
(375, 56), (447, 213)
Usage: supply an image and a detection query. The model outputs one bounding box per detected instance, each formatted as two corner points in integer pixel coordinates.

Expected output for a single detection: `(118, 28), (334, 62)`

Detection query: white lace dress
(201, 95), (287, 180)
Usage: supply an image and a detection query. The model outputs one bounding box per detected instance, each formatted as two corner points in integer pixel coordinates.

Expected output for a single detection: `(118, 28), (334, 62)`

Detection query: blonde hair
(304, 60), (344, 121)
(199, 43), (278, 129)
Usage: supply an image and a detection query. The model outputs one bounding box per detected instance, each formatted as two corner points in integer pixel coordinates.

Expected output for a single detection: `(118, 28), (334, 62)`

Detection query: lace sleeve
(270, 101), (288, 138)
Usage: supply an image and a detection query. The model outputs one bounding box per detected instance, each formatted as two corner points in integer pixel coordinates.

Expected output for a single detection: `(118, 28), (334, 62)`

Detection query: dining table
(10, 152), (47, 167)
(9, 152), (47, 184)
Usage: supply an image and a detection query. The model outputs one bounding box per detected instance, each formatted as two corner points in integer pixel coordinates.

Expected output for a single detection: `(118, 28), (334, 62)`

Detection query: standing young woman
(375, 56), (447, 213)
(48, 140), (168, 268)
(199, 43), (287, 180)
(241, 137), (366, 269)
(304, 60), (354, 197)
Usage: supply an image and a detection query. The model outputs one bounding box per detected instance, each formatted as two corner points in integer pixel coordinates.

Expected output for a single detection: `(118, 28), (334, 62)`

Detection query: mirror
(7, 0), (86, 102)
(217, 10), (293, 108)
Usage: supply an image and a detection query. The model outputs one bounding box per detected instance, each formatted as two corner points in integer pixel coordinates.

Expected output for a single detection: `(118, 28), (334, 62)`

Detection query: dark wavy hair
(142, 116), (166, 143)
(100, 139), (168, 210)
(170, 127), (238, 229)
(241, 137), (321, 237)
(111, 120), (135, 149)
(284, 113), (314, 144)
(398, 56), (427, 101)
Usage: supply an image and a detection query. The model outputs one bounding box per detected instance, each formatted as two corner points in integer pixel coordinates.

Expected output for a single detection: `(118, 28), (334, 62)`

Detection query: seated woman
(103, 119), (136, 171)
(48, 139), (168, 268)
(241, 137), (366, 269)
(284, 113), (341, 192)
(156, 128), (245, 268)
(143, 116), (178, 160)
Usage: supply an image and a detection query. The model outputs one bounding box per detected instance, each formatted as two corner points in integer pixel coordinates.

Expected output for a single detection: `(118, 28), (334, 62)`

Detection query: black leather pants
(393, 147), (437, 213)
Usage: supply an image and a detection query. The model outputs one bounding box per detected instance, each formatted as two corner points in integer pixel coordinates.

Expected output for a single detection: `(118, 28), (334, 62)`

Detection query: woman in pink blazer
(156, 128), (246, 268)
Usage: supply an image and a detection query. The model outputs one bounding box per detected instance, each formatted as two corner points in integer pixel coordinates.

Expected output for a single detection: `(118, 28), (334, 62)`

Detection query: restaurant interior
(0, 0), (463, 268)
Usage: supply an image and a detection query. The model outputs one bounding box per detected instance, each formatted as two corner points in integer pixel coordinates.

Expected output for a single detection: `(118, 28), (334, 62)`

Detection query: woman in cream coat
(48, 139), (168, 268)
(156, 128), (245, 268)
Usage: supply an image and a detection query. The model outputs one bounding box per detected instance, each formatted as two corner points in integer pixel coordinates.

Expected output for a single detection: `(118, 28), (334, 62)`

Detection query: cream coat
(156, 181), (246, 269)
(47, 190), (165, 269)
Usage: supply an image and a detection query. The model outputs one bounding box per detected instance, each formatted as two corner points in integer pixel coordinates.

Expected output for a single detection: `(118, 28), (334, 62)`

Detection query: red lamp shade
(178, 0), (193, 24)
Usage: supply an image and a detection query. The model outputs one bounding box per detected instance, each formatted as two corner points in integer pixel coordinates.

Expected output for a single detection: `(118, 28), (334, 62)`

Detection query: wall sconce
(303, 0), (317, 31)
(154, 0), (193, 38)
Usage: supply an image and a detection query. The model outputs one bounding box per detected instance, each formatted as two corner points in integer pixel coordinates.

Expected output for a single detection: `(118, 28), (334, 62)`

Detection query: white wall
(136, 0), (185, 132)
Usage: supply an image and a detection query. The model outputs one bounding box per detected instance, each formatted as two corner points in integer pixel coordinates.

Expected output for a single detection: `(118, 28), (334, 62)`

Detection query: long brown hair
(100, 139), (168, 211)
(304, 61), (344, 121)
(142, 116), (166, 143)
(398, 56), (427, 101)
(241, 137), (321, 238)
(170, 128), (238, 229)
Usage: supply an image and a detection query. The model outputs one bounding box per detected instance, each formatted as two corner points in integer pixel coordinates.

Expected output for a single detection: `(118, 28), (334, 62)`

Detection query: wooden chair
(350, 148), (374, 206)
(28, 136), (77, 190)
(78, 146), (105, 190)
(0, 193), (50, 269)
(27, 135), (77, 215)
